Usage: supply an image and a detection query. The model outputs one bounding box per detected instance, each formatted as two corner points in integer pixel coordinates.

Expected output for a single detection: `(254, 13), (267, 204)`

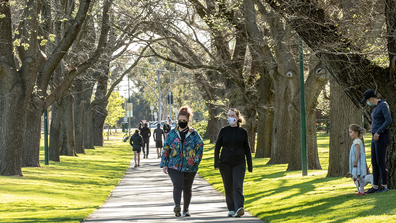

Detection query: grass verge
(0, 135), (132, 223)
(198, 133), (396, 223)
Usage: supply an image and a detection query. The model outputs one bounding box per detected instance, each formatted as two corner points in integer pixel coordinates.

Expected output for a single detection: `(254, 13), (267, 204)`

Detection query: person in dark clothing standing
(154, 123), (165, 158)
(214, 108), (253, 218)
(140, 123), (151, 158)
(138, 122), (143, 132)
(361, 89), (392, 193)
(130, 129), (143, 167)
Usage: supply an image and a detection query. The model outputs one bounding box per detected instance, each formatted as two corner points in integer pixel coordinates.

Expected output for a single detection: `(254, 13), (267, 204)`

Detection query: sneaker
(366, 187), (379, 194)
(375, 186), (389, 193)
(174, 206), (181, 217)
(227, 211), (235, 217)
(233, 207), (244, 217)
(356, 191), (365, 196)
(134, 164), (137, 167)
(182, 210), (191, 217)
(137, 164), (140, 167)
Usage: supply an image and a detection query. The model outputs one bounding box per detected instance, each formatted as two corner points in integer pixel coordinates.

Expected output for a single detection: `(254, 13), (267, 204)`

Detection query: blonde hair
(229, 108), (245, 127)
(349, 124), (366, 146)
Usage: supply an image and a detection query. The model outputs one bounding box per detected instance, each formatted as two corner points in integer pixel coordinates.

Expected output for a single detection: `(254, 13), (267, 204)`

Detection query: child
(349, 124), (367, 195)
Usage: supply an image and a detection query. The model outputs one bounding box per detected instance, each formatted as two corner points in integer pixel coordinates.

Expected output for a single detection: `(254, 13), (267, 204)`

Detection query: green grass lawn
(0, 133), (132, 223)
(198, 133), (396, 223)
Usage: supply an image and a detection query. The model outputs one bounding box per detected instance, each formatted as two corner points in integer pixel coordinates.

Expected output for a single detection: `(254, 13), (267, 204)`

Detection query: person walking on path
(163, 120), (171, 139)
(214, 108), (253, 218)
(129, 129), (143, 167)
(138, 122), (143, 132)
(160, 106), (204, 218)
(154, 123), (165, 158)
(140, 123), (151, 159)
(361, 89), (392, 193)
(348, 124), (368, 195)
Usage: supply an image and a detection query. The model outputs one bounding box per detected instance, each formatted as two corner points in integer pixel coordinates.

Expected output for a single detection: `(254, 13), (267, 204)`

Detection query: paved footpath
(83, 141), (264, 223)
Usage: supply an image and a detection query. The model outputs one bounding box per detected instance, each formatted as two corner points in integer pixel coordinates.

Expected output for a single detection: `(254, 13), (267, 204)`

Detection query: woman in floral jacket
(160, 106), (204, 217)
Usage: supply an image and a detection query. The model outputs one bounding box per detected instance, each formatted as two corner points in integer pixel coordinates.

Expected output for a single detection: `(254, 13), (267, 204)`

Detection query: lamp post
(173, 107), (178, 123)
(150, 106), (154, 121)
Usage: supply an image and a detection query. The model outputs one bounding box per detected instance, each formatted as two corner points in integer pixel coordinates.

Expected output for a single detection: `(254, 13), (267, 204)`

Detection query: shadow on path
(83, 141), (264, 223)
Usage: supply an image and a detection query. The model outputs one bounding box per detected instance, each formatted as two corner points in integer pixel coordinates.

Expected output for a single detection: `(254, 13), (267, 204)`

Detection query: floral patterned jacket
(160, 127), (204, 173)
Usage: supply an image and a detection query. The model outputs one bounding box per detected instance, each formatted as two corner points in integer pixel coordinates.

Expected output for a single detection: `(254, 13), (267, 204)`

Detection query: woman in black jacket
(214, 108), (253, 218)
(130, 129), (143, 167)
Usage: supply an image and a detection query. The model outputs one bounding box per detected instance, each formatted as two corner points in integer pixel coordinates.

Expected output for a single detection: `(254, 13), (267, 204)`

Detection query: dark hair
(144, 123), (148, 127)
(138, 122), (142, 128)
(135, 129), (140, 134)
(178, 106), (193, 122)
(349, 124), (366, 143)
(229, 108), (245, 127)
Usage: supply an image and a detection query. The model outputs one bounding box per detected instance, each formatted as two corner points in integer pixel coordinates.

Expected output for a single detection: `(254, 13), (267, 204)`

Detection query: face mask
(178, 121), (188, 128)
(367, 101), (374, 106)
(228, 117), (237, 125)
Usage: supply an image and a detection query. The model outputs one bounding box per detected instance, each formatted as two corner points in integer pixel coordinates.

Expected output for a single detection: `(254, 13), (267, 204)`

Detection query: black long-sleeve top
(214, 126), (253, 172)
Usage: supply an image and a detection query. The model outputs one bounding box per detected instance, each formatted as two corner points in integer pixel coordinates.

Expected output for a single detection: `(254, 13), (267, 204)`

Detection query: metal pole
(44, 109), (49, 165)
(158, 70), (161, 122)
(299, 36), (308, 176)
(128, 75), (130, 137)
(169, 92), (172, 121)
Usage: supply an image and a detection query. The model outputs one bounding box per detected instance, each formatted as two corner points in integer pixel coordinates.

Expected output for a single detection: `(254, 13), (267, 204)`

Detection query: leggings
(168, 168), (196, 212)
(142, 139), (149, 156)
(371, 133), (390, 185)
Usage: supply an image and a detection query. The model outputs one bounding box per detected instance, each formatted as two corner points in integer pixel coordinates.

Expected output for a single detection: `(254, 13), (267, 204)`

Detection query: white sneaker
(233, 207), (244, 217)
(227, 211), (235, 217)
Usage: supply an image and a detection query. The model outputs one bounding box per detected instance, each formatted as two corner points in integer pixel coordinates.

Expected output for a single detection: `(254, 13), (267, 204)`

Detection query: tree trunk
(59, 95), (77, 156)
(327, 78), (361, 177)
(0, 89), (27, 176)
(92, 63), (109, 147)
(267, 72), (292, 164)
(255, 78), (274, 158)
(22, 106), (42, 167)
(49, 103), (61, 161)
(204, 102), (222, 143)
(84, 104), (95, 149)
(243, 105), (257, 153)
(73, 79), (86, 154)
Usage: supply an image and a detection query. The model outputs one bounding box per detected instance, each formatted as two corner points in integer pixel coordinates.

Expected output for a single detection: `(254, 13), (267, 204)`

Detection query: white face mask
(228, 117), (237, 125)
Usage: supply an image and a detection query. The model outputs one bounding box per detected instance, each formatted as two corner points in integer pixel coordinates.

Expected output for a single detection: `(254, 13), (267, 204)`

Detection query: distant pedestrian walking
(140, 123), (151, 159)
(163, 120), (171, 139)
(361, 89), (392, 193)
(160, 106), (204, 217)
(154, 123), (165, 158)
(214, 108), (253, 218)
(138, 122), (143, 132)
(129, 129), (143, 167)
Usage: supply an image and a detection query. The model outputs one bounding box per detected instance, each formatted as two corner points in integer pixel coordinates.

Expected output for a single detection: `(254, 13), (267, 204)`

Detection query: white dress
(349, 138), (367, 178)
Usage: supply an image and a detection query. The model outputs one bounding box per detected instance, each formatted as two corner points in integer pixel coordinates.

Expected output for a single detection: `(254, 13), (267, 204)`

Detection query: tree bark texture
(73, 79), (86, 154)
(327, 78), (362, 177)
(22, 107), (42, 167)
(49, 103), (61, 162)
(59, 95), (77, 156)
(92, 64), (109, 147)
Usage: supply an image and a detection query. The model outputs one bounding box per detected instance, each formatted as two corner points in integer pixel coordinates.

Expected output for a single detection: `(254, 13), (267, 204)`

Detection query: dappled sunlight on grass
(0, 134), (132, 223)
(198, 135), (396, 222)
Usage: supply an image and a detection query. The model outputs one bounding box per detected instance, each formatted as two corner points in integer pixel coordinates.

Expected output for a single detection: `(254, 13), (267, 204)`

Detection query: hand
(251, 148), (255, 153)
(374, 133), (380, 141)
(163, 166), (168, 174)
(353, 161), (357, 167)
(215, 167), (219, 170)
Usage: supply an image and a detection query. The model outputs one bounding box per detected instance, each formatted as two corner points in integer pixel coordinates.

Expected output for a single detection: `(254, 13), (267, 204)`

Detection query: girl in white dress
(349, 124), (367, 195)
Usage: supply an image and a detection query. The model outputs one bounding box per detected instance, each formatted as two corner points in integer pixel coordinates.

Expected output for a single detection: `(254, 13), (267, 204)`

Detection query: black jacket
(140, 127), (151, 140)
(214, 126), (253, 172)
(129, 133), (143, 150)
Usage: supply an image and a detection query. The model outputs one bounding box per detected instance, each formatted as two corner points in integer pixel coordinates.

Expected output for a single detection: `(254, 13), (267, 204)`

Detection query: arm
(162, 130), (165, 141)
(129, 135), (133, 146)
(160, 131), (172, 168)
(193, 132), (204, 166)
(153, 129), (157, 141)
(376, 102), (392, 135)
(244, 130), (253, 172)
(354, 144), (361, 167)
(214, 129), (223, 169)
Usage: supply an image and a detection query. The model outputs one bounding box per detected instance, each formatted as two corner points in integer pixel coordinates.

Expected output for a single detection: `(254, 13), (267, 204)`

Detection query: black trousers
(371, 133), (390, 185)
(168, 168), (197, 212)
(219, 162), (246, 211)
(142, 139), (149, 156)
